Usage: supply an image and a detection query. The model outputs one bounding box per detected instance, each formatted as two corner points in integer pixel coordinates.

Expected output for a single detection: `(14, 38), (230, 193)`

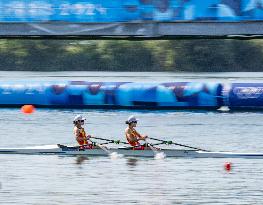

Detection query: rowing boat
(0, 144), (263, 158)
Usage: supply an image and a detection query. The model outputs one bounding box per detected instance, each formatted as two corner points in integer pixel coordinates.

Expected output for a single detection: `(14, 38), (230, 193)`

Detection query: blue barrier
(0, 81), (223, 109)
(4, 81), (263, 110)
(0, 82), (50, 105)
(0, 0), (262, 22)
(226, 83), (263, 109)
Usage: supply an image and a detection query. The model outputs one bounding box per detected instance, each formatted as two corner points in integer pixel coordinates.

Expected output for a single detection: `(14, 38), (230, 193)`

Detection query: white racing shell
(0, 144), (263, 158)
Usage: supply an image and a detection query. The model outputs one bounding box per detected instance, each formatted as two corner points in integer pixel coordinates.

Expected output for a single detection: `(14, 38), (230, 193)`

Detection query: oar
(145, 138), (166, 159)
(89, 139), (123, 159)
(90, 136), (128, 145)
(149, 137), (209, 152)
(89, 139), (109, 152)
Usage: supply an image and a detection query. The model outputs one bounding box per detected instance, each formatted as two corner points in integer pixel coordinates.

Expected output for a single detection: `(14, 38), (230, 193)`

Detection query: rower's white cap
(126, 115), (138, 124)
(73, 115), (86, 122)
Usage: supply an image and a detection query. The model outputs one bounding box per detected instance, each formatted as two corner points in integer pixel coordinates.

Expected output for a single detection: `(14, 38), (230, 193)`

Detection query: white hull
(0, 145), (263, 158)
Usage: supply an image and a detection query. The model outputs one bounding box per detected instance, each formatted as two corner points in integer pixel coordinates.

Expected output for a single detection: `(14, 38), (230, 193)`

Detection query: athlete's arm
(134, 129), (148, 140)
(74, 127), (80, 138)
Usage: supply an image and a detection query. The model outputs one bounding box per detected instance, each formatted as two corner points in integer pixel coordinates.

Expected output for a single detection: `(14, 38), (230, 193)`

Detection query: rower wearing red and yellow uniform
(73, 115), (92, 148)
(125, 115), (148, 150)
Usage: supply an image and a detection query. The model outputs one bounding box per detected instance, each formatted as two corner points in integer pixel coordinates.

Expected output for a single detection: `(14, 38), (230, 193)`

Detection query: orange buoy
(21, 105), (35, 114)
(224, 162), (232, 171)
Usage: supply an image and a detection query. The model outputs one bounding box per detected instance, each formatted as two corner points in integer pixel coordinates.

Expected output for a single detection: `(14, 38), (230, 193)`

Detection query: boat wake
(110, 152), (124, 160)
(97, 144), (123, 159)
(154, 152), (166, 160)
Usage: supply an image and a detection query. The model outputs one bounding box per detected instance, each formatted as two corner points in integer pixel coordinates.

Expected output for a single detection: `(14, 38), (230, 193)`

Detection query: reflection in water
(75, 156), (89, 165)
(126, 158), (138, 167)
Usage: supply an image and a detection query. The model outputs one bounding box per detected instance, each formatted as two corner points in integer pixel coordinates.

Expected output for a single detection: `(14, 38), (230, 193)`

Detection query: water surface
(0, 72), (263, 204)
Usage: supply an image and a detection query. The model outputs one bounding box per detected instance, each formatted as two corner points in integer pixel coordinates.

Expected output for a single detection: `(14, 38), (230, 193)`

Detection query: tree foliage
(0, 39), (262, 71)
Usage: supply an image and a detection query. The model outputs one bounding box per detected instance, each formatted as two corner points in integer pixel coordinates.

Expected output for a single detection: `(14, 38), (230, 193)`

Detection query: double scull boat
(0, 144), (263, 158)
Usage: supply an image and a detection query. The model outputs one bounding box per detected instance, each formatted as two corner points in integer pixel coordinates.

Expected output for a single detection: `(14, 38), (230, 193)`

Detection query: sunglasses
(131, 121), (137, 123)
(78, 120), (85, 123)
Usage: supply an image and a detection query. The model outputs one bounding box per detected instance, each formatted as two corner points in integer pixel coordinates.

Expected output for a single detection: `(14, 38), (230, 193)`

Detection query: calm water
(1, 72), (263, 204)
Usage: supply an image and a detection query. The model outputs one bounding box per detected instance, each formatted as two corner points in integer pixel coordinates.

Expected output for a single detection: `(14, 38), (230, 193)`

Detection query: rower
(125, 115), (148, 150)
(73, 115), (92, 149)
